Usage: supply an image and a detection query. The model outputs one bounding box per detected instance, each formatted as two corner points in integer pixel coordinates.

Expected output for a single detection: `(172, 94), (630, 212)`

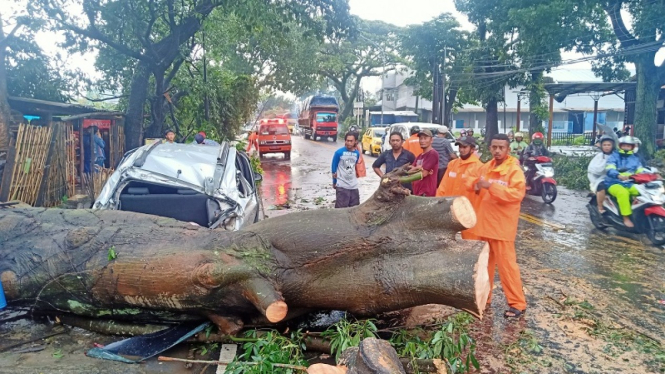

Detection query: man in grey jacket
(431, 126), (458, 185)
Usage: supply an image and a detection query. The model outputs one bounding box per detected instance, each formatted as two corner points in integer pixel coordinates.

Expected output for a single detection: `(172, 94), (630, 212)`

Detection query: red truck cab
(299, 95), (339, 142)
(258, 118), (292, 160)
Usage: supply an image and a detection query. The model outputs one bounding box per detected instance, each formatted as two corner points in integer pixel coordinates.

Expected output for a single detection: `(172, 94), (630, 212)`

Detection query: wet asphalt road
(260, 135), (665, 372)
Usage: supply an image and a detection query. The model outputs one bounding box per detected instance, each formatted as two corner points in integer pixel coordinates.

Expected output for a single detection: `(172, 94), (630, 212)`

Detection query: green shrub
(552, 154), (593, 191)
(226, 330), (307, 374)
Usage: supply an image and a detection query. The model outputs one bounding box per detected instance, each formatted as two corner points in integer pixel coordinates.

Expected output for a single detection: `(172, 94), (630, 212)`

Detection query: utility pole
(441, 46), (447, 127)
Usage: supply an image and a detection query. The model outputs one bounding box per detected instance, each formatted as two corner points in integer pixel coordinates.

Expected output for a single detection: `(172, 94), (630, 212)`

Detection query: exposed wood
(0, 166), (490, 333)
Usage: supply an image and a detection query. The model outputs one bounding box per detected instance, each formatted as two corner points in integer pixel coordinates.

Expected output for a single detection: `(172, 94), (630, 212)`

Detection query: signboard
(353, 101), (364, 109)
(82, 119), (112, 130)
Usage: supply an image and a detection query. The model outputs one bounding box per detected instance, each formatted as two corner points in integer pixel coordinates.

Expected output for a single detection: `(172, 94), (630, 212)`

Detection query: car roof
(390, 122), (446, 130)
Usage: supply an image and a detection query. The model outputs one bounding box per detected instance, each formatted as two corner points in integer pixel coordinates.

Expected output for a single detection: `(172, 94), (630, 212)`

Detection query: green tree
(316, 17), (402, 122)
(400, 13), (474, 127)
(33, 0), (351, 150)
(597, 0), (665, 156)
(0, 11), (28, 151)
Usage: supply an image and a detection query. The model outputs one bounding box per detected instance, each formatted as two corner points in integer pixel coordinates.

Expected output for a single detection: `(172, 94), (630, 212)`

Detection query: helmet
(618, 136), (637, 146)
(410, 126), (421, 136)
(532, 132), (544, 140)
(598, 135), (615, 145)
(515, 132), (524, 138)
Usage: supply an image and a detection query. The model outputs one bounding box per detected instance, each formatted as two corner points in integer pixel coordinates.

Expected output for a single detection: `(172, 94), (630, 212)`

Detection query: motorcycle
(587, 173), (665, 246)
(523, 156), (557, 203)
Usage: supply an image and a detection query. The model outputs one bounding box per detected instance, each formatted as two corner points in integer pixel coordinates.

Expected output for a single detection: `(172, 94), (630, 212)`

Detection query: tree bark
(124, 61), (151, 150)
(0, 168), (490, 334)
(146, 66), (167, 138)
(633, 56), (661, 158)
(484, 97), (499, 148)
(0, 45), (10, 152)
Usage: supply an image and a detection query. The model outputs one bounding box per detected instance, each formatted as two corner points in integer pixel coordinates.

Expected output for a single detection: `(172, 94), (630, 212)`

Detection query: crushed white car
(94, 142), (262, 230)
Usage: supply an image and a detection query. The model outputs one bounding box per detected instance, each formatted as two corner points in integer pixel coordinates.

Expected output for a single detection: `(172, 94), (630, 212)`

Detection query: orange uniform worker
(403, 126), (423, 158)
(246, 131), (259, 153)
(436, 135), (483, 240)
(465, 133), (527, 318)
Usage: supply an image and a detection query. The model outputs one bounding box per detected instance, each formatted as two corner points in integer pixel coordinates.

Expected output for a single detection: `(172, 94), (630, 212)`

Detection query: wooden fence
(3, 124), (52, 205)
(0, 123), (78, 207)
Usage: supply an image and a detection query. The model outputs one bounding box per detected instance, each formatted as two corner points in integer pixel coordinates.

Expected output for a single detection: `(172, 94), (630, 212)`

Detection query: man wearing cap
(408, 129), (439, 197)
(193, 132), (220, 146)
(431, 126), (458, 185)
(436, 136), (483, 239)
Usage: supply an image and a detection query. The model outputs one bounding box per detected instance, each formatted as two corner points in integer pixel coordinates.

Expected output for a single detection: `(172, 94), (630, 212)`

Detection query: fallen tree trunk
(0, 166), (490, 333)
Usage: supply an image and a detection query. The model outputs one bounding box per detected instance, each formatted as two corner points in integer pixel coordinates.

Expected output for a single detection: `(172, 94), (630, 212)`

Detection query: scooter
(587, 173), (665, 246)
(523, 156), (557, 203)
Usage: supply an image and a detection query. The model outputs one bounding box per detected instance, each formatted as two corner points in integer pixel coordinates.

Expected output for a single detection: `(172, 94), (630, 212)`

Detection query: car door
(235, 152), (260, 225)
(362, 129), (372, 152)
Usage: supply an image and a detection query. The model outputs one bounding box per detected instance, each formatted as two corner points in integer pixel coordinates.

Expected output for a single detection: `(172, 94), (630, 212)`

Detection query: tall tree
(598, 0), (665, 156)
(455, 0), (516, 145)
(0, 12), (27, 151)
(316, 17), (401, 122)
(33, 0), (350, 150)
(400, 13), (474, 127)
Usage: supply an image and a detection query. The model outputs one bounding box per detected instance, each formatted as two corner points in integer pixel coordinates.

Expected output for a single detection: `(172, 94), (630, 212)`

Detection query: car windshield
(316, 112), (337, 123)
(373, 130), (385, 137)
(260, 125), (289, 135)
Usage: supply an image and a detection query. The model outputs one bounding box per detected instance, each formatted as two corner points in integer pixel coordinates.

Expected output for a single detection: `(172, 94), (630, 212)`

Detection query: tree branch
(0, 22), (24, 49)
(83, 95), (128, 102)
(603, 1), (638, 48)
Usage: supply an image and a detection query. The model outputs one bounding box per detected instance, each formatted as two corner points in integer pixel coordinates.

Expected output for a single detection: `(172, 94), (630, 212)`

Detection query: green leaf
(107, 246), (117, 261)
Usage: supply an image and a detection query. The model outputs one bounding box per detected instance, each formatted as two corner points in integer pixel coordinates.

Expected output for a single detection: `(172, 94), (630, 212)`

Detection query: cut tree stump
(0, 166), (490, 333)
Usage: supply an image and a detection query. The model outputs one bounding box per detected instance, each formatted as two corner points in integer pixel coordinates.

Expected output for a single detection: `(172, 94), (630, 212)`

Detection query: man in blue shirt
(332, 132), (361, 208)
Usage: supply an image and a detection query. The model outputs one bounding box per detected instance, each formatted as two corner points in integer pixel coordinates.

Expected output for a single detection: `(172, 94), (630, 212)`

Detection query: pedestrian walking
(408, 129), (439, 197)
(332, 132), (361, 208)
(431, 126), (458, 185)
(466, 133), (527, 318)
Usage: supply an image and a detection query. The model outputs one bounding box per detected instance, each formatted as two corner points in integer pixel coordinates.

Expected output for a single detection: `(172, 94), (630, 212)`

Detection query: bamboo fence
(82, 168), (114, 201)
(7, 125), (53, 205)
(39, 122), (75, 207)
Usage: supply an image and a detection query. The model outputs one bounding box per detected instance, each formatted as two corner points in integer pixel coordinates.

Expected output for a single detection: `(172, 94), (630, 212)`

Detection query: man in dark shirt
(409, 129), (439, 196)
(431, 126), (458, 185)
(372, 132), (415, 177)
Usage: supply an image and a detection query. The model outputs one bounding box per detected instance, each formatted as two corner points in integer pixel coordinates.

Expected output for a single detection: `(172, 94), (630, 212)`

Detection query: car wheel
(284, 151), (291, 160)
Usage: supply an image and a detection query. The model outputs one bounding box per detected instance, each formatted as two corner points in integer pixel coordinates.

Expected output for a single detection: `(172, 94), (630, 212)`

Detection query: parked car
(382, 122), (458, 154)
(361, 127), (386, 156)
(94, 142), (262, 230)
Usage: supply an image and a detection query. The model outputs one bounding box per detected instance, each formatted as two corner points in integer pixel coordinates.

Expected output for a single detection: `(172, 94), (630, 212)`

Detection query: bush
(552, 154), (593, 191)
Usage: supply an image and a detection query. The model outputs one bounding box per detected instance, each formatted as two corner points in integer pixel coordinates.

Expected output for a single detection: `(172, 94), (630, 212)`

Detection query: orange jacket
(246, 132), (258, 152)
(465, 156), (525, 241)
(436, 153), (483, 207)
(403, 134), (422, 158)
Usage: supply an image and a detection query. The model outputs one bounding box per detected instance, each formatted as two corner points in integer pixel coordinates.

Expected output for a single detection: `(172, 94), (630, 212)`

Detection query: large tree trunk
(0, 168), (490, 334)
(633, 57), (661, 158)
(145, 67), (167, 138)
(124, 61), (151, 151)
(528, 70), (545, 133)
(484, 97), (499, 148)
(0, 35), (10, 151)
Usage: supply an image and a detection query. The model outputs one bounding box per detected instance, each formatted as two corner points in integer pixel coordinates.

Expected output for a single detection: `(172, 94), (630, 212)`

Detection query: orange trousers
(482, 238), (527, 311)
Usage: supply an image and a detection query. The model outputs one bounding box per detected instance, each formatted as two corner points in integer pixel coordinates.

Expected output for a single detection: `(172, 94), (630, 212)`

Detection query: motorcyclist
(587, 135), (615, 213)
(605, 136), (646, 228)
(510, 132), (528, 155)
(522, 132), (550, 190)
(403, 125), (423, 157)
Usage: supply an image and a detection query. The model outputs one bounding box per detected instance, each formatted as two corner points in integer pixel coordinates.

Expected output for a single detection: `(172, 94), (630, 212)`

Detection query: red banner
(82, 119), (112, 130)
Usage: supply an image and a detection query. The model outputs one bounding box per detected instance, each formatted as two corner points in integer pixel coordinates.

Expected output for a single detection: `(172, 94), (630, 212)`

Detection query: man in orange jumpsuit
(246, 130), (259, 154)
(436, 136), (483, 240)
(403, 126), (423, 158)
(466, 133), (527, 318)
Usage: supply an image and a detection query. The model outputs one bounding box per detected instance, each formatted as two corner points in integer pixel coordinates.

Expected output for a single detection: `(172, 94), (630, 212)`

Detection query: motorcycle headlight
(543, 169), (554, 178)
(652, 194), (665, 204)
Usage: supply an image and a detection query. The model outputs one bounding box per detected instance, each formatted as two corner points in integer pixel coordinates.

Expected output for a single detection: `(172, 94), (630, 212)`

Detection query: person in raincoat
(605, 136), (645, 228)
(587, 135), (616, 213)
(466, 133), (527, 318)
(436, 135), (483, 239)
